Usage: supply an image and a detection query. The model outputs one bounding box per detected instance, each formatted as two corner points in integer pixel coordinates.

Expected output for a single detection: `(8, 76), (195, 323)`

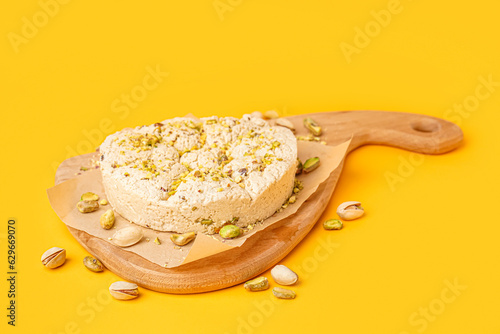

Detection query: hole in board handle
(411, 118), (441, 133)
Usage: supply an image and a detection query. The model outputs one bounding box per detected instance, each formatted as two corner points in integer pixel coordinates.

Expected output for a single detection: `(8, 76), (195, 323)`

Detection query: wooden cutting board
(54, 110), (463, 294)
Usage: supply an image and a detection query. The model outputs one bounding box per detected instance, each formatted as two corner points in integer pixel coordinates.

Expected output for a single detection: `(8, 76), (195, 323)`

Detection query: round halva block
(99, 114), (297, 234)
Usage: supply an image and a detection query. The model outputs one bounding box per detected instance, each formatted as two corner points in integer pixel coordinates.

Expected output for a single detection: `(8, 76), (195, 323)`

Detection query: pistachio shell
(271, 265), (298, 285)
(83, 256), (104, 272)
(41, 247), (66, 269)
(111, 226), (143, 247)
(109, 281), (139, 300)
(275, 118), (295, 132)
(250, 111), (264, 119)
(244, 277), (269, 292)
(263, 110), (279, 119)
(337, 201), (364, 220)
(272, 287), (296, 299)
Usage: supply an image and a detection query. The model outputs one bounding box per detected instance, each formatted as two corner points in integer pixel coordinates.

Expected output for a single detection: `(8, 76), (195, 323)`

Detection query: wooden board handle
(288, 110), (464, 155)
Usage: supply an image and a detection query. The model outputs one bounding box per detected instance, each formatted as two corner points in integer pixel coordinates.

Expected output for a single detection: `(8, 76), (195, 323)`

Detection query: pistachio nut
(154, 237), (161, 245)
(250, 111), (264, 119)
(337, 201), (364, 220)
(109, 281), (139, 301)
(219, 224), (241, 239)
(99, 199), (108, 205)
(244, 277), (269, 292)
(81, 192), (99, 201)
(200, 218), (213, 225)
(41, 247), (66, 269)
(275, 118), (295, 132)
(170, 232), (196, 246)
(111, 226), (143, 247)
(263, 110), (279, 119)
(83, 256), (104, 272)
(303, 117), (322, 136)
(303, 157), (320, 173)
(77, 200), (99, 213)
(271, 265), (298, 285)
(272, 287), (296, 299)
(100, 209), (115, 230)
(323, 219), (343, 230)
(296, 159), (303, 175)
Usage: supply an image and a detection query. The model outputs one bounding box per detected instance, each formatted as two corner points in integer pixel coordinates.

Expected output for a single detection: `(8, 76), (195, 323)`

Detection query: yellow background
(1, 0), (499, 333)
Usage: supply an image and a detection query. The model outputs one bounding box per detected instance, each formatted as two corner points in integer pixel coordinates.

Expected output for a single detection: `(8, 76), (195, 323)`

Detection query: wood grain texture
(54, 110), (463, 294)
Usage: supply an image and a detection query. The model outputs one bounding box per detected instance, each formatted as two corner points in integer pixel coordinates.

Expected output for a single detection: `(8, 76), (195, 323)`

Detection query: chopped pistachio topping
(105, 115), (295, 232)
(200, 218), (213, 225)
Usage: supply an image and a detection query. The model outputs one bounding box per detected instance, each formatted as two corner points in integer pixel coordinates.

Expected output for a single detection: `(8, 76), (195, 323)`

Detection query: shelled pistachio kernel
(323, 219), (343, 230)
(83, 256), (104, 272)
(100, 209), (115, 230)
(154, 237), (161, 245)
(219, 225), (241, 239)
(272, 287), (296, 299)
(296, 159), (303, 175)
(303, 117), (322, 136)
(41, 247), (66, 269)
(303, 157), (320, 173)
(99, 199), (108, 205)
(170, 232), (196, 246)
(77, 200), (99, 213)
(244, 277), (269, 292)
(109, 281), (139, 301)
(81, 192), (99, 201)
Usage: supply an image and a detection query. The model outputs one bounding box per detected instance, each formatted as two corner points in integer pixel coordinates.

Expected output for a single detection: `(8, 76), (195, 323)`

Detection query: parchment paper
(47, 139), (350, 268)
